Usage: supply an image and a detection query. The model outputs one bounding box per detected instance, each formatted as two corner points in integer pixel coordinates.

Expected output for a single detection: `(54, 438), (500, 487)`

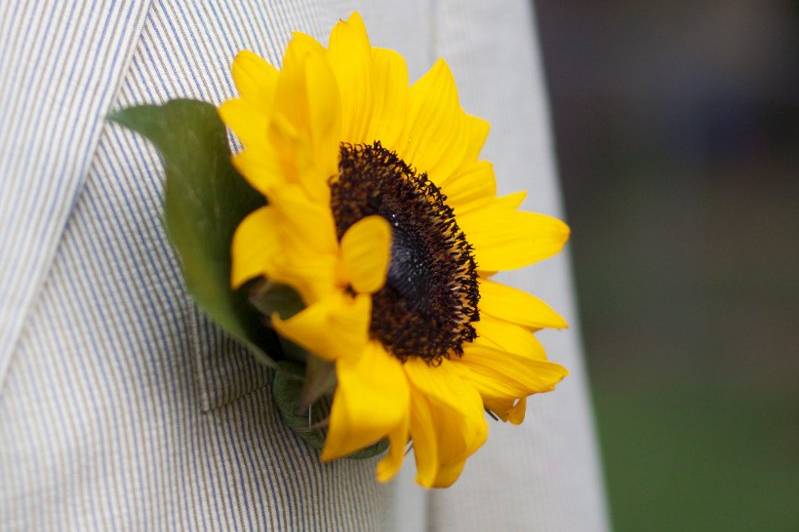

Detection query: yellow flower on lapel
(220, 12), (570, 488)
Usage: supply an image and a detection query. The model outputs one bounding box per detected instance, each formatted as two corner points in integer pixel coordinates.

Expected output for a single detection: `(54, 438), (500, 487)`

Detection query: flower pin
(111, 12), (570, 488)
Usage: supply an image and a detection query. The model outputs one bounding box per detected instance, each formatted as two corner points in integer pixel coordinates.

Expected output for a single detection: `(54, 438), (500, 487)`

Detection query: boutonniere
(111, 12), (570, 488)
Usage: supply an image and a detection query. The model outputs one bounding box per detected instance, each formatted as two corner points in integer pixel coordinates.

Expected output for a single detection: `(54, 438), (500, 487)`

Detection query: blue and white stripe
(0, 0), (151, 394)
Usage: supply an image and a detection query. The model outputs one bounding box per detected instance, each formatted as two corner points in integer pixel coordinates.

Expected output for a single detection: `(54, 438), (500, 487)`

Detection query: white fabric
(0, 1), (608, 530)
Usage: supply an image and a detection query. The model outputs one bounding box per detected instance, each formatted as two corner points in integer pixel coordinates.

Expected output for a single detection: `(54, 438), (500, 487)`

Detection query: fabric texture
(0, 1), (608, 530)
(0, 0), (151, 393)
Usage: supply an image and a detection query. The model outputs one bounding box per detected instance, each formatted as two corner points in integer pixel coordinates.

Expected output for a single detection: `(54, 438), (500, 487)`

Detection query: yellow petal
(484, 396), (527, 425)
(478, 278), (568, 330)
(230, 206), (278, 288)
(303, 50), (342, 184)
(230, 149), (283, 197)
(327, 12), (373, 143)
(218, 98), (269, 151)
(439, 160), (496, 214)
(454, 343), (568, 400)
(254, 187), (338, 302)
(473, 315), (548, 360)
(408, 388), (439, 487)
(409, 388), (482, 488)
(272, 32), (325, 131)
(432, 460), (466, 488)
(265, 252), (337, 305)
(404, 359), (484, 425)
(508, 397), (527, 424)
(398, 59), (459, 179)
(399, 59), (488, 184)
(449, 113), (490, 177)
(339, 215), (391, 294)
(272, 293), (370, 362)
(366, 47), (409, 148)
(269, 32), (339, 203)
(404, 359), (488, 486)
(231, 50), (279, 112)
(256, 200), (337, 302)
(376, 410), (410, 483)
(449, 362), (524, 401)
(458, 205), (570, 271)
(492, 190), (528, 210)
(269, 184), (338, 256)
(322, 341), (409, 461)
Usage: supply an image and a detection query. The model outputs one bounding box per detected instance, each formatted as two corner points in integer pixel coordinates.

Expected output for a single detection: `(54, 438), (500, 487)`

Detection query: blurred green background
(536, 2), (799, 531)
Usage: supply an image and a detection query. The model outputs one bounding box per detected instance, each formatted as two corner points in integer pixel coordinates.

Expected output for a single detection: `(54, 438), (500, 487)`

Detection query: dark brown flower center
(330, 141), (479, 363)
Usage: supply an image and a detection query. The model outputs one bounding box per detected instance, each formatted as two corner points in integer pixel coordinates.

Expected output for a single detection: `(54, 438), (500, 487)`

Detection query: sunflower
(220, 12), (570, 488)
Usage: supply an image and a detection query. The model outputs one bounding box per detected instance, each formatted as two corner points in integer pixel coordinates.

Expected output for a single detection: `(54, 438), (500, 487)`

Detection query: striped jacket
(0, 1), (608, 530)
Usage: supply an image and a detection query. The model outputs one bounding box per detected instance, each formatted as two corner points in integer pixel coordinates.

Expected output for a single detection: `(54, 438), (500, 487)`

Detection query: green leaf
(249, 280), (308, 363)
(346, 438), (388, 460)
(273, 362), (328, 449)
(277, 338), (310, 364)
(249, 280), (305, 320)
(301, 355), (336, 410)
(109, 99), (279, 368)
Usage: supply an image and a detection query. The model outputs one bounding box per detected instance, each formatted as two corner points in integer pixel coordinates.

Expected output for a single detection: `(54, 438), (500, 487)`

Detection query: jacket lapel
(0, 1), (152, 387)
